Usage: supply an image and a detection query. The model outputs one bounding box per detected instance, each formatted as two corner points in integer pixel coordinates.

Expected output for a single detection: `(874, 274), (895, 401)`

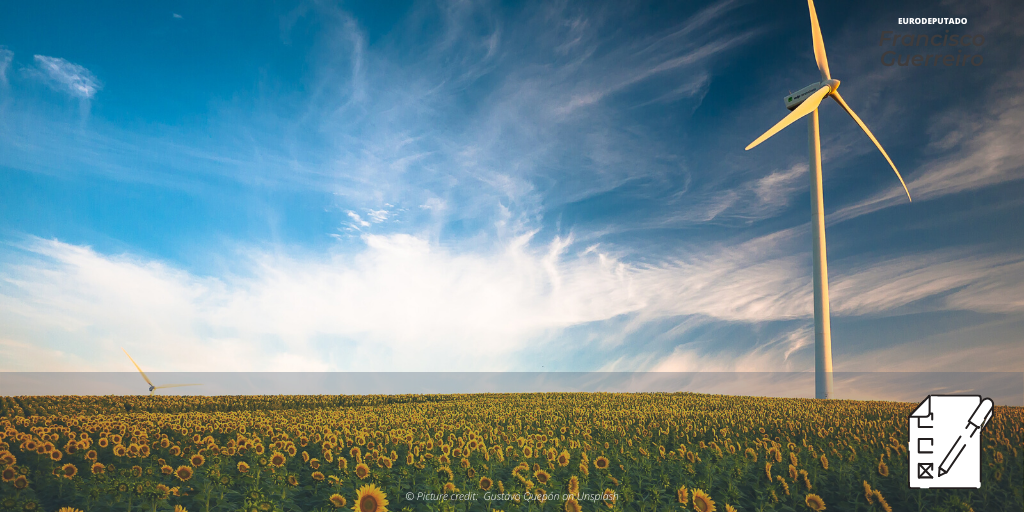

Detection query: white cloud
(419, 198), (447, 211)
(5, 226), (1022, 374)
(366, 209), (389, 223)
(173, 13), (183, 19)
(0, 47), (12, 85)
(346, 211), (370, 228)
(31, 55), (102, 99)
(0, 235), (645, 372)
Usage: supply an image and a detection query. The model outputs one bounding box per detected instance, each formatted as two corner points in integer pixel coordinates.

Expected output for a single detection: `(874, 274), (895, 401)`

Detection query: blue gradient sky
(1, 0), (1022, 378)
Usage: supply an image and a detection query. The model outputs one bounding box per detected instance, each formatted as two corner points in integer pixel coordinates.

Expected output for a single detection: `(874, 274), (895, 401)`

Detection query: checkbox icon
(918, 462), (934, 479)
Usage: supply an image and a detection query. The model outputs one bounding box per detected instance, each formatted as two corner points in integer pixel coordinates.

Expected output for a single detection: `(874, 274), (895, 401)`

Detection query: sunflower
(877, 460), (889, 477)
(692, 489), (716, 512)
(161, 465), (174, 475)
(312, 471), (326, 481)
(765, 462), (772, 481)
(113, 445), (127, 457)
(2, 467), (16, 482)
(355, 463), (370, 479)
(534, 469), (551, 484)
(91, 462), (105, 475)
(799, 469), (811, 490)
(775, 475), (790, 496)
(479, 476), (493, 491)
(804, 494), (826, 511)
(13, 475), (28, 490)
(788, 464), (798, 480)
(557, 450), (570, 467)
(523, 446), (533, 458)
(173, 506), (188, 512)
(57, 508), (84, 512)
(270, 452), (286, 467)
(353, 484), (388, 512)
(330, 493), (348, 508)
(60, 464), (77, 479)
(744, 448), (757, 461)
(237, 461), (250, 473)
(872, 491), (891, 512)
(444, 482), (458, 493)
(191, 454), (205, 467)
(564, 497), (582, 512)
(677, 485), (689, 504)
(725, 506), (738, 512)
(602, 489), (617, 509)
(594, 456), (609, 469)
(819, 454), (828, 470)
(85, 450), (97, 461)
(49, 449), (63, 461)
(460, 458), (470, 469)
(175, 465), (194, 482)
(567, 475), (579, 497)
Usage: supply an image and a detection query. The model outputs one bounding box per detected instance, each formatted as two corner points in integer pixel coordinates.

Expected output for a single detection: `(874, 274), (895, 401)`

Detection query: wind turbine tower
(745, 0), (912, 398)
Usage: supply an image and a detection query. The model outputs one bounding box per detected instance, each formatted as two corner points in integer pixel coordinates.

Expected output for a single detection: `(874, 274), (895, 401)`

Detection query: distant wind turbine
(744, 0), (911, 399)
(122, 348), (201, 395)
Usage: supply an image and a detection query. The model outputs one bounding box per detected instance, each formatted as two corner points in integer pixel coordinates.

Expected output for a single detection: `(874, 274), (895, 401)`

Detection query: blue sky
(1, 0), (1022, 386)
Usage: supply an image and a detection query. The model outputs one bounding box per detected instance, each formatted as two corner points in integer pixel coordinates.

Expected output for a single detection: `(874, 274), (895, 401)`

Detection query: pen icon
(937, 398), (993, 477)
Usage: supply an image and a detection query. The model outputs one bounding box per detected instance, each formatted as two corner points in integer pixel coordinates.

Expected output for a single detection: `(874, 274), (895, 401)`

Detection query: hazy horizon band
(1, 371), (1021, 406)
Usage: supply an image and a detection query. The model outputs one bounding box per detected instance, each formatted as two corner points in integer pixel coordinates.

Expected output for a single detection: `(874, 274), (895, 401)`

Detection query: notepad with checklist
(909, 394), (993, 489)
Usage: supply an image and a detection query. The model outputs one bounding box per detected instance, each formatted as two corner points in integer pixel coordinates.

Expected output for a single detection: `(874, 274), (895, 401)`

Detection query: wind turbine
(745, 0), (911, 399)
(122, 348), (201, 396)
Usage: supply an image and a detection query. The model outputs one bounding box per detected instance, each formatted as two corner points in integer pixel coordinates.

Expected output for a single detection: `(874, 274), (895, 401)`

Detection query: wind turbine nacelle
(785, 80), (840, 110)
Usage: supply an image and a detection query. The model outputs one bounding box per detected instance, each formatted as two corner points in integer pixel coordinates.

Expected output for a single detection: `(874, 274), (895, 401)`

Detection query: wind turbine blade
(122, 348), (154, 387)
(831, 91), (912, 201)
(746, 85), (830, 150)
(153, 384), (202, 389)
(807, 0), (831, 81)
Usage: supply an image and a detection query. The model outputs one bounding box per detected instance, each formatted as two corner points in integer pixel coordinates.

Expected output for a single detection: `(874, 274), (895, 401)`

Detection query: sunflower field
(0, 392), (1020, 512)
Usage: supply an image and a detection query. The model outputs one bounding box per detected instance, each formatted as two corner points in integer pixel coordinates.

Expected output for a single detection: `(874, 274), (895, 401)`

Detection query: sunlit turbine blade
(153, 384), (202, 389)
(745, 85), (830, 150)
(122, 348), (154, 387)
(830, 91), (912, 201)
(807, 0), (831, 81)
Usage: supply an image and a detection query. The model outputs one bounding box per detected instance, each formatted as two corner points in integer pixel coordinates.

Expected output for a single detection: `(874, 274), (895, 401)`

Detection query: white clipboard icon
(909, 395), (993, 489)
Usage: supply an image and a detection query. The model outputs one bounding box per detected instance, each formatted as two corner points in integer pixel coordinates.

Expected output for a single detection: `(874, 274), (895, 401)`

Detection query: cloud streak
(30, 55), (102, 99)
(0, 47), (12, 85)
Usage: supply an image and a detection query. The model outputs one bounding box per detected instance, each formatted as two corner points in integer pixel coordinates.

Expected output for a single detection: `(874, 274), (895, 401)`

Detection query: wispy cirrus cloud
(0, 47), (13, 85)
(30, 55), (102, 99)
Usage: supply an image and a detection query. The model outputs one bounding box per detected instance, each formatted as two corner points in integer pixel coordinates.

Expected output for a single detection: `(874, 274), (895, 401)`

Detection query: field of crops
(0, 393), (1020, 512)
